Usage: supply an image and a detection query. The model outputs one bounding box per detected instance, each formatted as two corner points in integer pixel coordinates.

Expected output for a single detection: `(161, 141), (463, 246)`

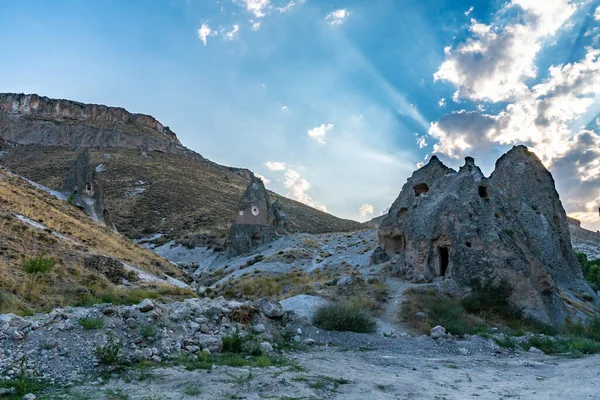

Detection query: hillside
(0, 94), (363, 249)
(0, 167), (188, 314)
(569, 217), (600, 260)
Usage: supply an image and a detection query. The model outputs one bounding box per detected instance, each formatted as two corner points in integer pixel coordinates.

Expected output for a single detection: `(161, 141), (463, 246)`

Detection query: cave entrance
(439, 247), (449, 277)
(478, 185), (488, 198)
(414, 183), (429, 197)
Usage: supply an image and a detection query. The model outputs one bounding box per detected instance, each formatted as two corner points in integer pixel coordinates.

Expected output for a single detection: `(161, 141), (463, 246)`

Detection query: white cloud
(241, 0), (270, 18)
(277, 0), (304, 13)
(197, 23), (215, 46)
(264, 161), (286, 171)
(359, 204), (375, 217)
(251, 20), (261, 31)
(255, 173), (271, 185)
(438, 98), (446, 107)
(465, 6), (474, 16)
(281, 105), (289, 113)
(307, 123), (333, 144)
(283, 169), (327, 212)
(595, 6), (600, 22)
(225, 24), (239, 40)
(416, 135), (428, 149)
(434, 0), (577, 102)
(325, 9), (350, 26)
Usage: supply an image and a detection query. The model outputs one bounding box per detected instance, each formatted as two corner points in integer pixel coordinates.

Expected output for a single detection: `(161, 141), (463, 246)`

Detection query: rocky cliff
(569, 217), (600, 260)
(0, 93), (198, 157)
(376, 146), (599, 327)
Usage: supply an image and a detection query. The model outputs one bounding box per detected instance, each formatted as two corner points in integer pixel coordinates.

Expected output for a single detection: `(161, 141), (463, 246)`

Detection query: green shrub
(461, 279), (520, 320)
(576, 252), (600, 290)
(313, 303), (376, 333)
(78, 317), (104, 330)
(139, 323), (157, 340)
(94, 333), (123, 365)
(22, 256), (55, 295)
(521, 335), (600, 356)
(221, 329), (262, 356)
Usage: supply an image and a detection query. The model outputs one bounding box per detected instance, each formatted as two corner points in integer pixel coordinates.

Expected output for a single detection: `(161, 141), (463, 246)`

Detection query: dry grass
(0, 167), (187, 314)
(0, 145), (364, 249)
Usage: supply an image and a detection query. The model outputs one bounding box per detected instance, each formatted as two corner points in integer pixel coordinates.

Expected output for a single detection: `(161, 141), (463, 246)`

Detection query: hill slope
(0, 93), (363, 249)
(0, 167), (187, 314)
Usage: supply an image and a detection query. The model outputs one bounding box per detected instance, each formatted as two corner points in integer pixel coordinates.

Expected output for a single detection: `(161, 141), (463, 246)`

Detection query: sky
(1, 0), (600, 230)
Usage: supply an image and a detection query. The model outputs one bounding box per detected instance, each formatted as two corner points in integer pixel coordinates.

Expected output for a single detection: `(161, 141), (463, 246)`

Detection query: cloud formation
(264, 161), (286, 171)
(307, 123), (333, 144)
(283, 169), (327, 211)
(429, 0), (600, 230)
(359, 204), (374, 217)
(325, 9), (349, 26)
(197, 23), (214, 46)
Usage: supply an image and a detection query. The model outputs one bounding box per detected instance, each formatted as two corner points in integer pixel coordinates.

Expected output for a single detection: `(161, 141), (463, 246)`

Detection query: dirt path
(52, 334), (600, 400)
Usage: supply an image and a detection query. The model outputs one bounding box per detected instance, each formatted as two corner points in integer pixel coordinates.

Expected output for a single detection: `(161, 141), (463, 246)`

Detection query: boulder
(280, 295), (329, 320)
(258, 298), (284, 318)
(376, 147), (599, 327)
(84, 256), (125, 284)
(430, 325), (446, 340)
(138, 299), (155, 313)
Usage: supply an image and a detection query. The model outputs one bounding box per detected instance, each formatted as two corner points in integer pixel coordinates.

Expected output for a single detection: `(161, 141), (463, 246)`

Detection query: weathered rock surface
(62, 150), (116, 230)
(0, 93), (197, 157)
(569, 217), (600, 260)
(228, 174), (288, 255)
(84, 256), (125, 284)
(376, 146), (599, 327)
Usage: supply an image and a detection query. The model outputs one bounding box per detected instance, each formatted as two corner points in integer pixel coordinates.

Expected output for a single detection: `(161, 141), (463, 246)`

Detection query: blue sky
(2, 0), (600, 230)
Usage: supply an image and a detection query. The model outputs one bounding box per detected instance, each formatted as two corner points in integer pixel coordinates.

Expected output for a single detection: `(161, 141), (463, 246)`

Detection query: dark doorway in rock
(439, 247), (449, 277)
(251, 231), (261, 241)
(478, 185), (488, 198)
(396, 207), (409, 218)
(414, 183), (429, 196)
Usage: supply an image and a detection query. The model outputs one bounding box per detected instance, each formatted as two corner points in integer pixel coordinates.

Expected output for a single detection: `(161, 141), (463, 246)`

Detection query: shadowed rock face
(0, 93), (201, 157)
(377, 146), (599, 327)
(62, 150), (117, 231)
(228, 174), (287, 255)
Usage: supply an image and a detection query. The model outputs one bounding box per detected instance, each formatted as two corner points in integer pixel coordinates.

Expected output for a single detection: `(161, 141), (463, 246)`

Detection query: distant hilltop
(0, 93), (199, 157)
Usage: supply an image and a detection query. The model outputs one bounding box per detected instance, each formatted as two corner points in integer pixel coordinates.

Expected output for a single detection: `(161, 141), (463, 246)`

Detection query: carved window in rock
(251, 206), (260, 216)
(396, 208), (409, 218)
(439, 247), (449, 277)
(478, 185), (488, 198)
(413, 183), (429, 197)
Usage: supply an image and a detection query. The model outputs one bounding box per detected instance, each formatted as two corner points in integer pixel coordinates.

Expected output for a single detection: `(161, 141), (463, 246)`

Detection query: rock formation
(376, 146), (599, 327)
(0, 93), (201, 158)
(228, 174), (287, 255)
(62, 150), (117, 231)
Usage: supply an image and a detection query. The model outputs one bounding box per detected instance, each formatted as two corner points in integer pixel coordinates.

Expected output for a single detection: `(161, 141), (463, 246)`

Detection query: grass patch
(182, 383), (203, 395)
(522, 335), (600, 356)
(78, 316), (104, 330)
(94, 333), (123, 365)
(313, 303), (376, 333)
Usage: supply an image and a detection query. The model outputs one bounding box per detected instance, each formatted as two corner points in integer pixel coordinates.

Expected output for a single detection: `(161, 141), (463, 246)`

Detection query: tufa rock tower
(376, 146), (599, 327)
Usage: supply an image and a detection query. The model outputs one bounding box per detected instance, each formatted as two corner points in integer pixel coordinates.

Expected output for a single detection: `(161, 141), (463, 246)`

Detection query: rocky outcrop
(62, 150), (117, 230)
(0, 93), (201, 158)
(569, 217), (600, 260)
(376, 146), (599, 327)
(228, 174), (287, 255)
(84, 256), (125, 284)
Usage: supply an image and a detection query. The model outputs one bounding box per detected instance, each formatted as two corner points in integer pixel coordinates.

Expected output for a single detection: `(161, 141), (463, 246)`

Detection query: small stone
(336, 275), (353, 286)
(528, 346), (544, 355)
(296, 328), (302, 335)
(202, 348), (211, 356)
(458, 347), (469, 355)
(260, 342), (274, 353)
(22, 394), (36, 400)
(151, 355), (162, 363)
(13, 331), (24, 340)
(258, 298), (284, 319)
(303, 338), (316, 346)
(138, 299), (155, 313)
(253, 324), (266, 334)
(430, 325), (446, 340)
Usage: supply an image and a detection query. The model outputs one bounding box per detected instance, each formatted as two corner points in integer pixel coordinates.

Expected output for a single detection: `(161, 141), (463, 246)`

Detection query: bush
(576, 252), (600, 290)
(221, 329), (262, 356)
(313, 303), (376, 333)
(94, 333), (123, 365)
(78, 317), (104, 330)
(22, 256), (55, 295)
(461, 279), (520, 320)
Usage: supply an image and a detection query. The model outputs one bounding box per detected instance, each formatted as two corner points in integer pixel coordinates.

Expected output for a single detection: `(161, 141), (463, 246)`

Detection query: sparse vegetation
(576, 252), (600, 291)
(78, 316), (104, 330)
(94, 333), (124, 365)
(313, 303), (376, 333)
(22, 255), (55, 296)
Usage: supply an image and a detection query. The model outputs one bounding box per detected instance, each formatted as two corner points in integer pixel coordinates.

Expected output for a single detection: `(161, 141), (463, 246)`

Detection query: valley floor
(51, 340), (600, 400)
